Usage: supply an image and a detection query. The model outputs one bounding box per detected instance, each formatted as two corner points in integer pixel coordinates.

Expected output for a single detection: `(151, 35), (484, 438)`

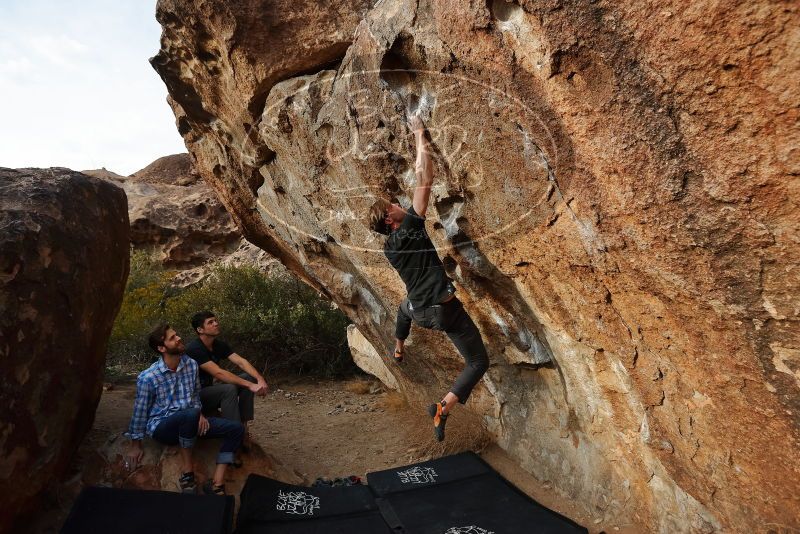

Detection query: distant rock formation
(172, 239), (284, 287)
(84, 153), (241, 268)
(151, 1), (800, 531)
(0, 167), (129, 533)
(129, 153), (201, 186)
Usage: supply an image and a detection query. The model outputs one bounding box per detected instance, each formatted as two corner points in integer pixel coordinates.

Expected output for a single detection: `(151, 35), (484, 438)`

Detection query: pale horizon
(0, 0), (186, 176)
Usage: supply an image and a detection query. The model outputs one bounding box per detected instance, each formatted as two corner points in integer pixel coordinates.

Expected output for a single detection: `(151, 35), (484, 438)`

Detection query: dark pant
(199, 373), (256, 423)
(152, 407), (244, 464)
(400, 297), (489, 403)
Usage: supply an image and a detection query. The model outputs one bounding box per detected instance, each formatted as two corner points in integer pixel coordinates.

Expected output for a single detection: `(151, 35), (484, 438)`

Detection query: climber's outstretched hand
(408, 114), (425, 136)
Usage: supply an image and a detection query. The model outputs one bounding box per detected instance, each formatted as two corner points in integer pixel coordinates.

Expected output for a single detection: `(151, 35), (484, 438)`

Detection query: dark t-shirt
(185, 338), (234, 388)
(384, 206), (454, 308)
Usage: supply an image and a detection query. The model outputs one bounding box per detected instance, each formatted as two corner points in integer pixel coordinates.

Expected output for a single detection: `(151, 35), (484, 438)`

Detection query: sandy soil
(33, 376), (630, 533)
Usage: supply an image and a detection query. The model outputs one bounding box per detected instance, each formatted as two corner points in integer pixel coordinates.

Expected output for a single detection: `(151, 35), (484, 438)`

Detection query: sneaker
(427, 402), (448, 442)
(203, 479), (227, 496)
(179, 471), (197, 494)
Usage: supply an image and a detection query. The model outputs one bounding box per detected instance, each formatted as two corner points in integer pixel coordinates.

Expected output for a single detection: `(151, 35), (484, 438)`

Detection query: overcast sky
(0, 0), (186, 176)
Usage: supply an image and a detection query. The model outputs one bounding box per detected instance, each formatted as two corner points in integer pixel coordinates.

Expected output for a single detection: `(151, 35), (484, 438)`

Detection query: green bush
(107, 249), (356, 380)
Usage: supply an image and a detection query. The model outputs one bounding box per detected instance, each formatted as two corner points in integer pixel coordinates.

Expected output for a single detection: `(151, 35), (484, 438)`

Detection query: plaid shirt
(126, 355), (201, 440)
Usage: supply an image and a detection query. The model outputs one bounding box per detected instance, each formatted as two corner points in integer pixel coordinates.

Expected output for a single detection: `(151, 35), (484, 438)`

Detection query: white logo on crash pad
(444, 526), (495, 534)
(276, 490), (320, 515)
(397, 466), (438, 484)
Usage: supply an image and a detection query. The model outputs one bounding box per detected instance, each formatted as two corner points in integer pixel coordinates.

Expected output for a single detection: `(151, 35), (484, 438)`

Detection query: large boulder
(0, 168), (129, 533)
(151, 1), (800, 531)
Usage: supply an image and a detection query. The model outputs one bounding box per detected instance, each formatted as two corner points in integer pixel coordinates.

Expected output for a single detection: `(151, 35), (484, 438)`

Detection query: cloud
(26, 34), (89, 70)
(0, 1), (186, 175)
(0, 56), (34, 75)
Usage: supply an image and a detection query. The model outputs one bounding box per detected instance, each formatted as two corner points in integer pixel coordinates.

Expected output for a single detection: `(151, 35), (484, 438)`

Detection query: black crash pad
(60, 486), (234, 534)
(367, 451), (493, 496)
(235, 474), (393, 534)
(366, 452), (588, 534)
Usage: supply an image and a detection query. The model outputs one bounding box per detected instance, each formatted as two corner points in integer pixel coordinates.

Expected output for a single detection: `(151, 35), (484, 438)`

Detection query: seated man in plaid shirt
(125, 323), (243, 495)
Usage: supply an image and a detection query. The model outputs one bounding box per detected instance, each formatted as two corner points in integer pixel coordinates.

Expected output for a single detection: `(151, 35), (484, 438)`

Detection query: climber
(124, 323), (243, 495)
(366, 115), (489, 441)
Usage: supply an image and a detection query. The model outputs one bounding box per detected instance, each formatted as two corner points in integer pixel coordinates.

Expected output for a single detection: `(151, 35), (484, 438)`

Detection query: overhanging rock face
(151, 0), (800, 530)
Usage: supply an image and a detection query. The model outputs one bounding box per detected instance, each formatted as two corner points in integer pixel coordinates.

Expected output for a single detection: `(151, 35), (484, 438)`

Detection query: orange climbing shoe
(427, 402), (448, 442)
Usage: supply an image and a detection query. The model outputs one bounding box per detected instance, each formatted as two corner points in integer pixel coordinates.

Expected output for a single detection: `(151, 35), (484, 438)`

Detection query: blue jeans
(152, 408), (244, 464)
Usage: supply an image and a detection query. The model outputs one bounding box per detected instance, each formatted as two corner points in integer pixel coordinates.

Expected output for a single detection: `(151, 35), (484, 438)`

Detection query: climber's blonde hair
(367, 198), (392, 235)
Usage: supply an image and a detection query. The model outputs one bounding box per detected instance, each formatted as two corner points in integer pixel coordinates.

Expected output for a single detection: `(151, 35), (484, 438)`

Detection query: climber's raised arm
(410, 115), (434, 218)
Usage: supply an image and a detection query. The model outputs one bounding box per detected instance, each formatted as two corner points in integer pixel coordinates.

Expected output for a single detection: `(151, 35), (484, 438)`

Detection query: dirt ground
(33, 376), (627, 533)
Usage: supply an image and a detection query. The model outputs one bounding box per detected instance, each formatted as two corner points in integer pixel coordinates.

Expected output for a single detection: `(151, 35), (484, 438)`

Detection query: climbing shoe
(179, 471), (197, 494)
(427, 402), (448, 442)
(203, 480), (227, 496)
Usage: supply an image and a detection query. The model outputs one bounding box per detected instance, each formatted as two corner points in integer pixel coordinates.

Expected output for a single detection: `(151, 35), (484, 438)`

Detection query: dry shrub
(380, 390), (491, 459)
(380, 390), (410, 412)
(344, 379), (372, 395)
(107, 250), (355, 379)
(410, 407), (492, 459)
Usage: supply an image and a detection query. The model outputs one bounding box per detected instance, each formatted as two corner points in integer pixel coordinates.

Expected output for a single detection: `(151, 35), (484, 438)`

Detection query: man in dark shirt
(367, 116), (489, 441)
(185, 311), (268, 449)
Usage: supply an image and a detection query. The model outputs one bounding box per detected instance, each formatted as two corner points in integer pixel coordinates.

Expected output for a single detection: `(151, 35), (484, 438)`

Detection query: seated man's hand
(198, 414), (210, 436)
(248, 382), (264, 396)
(125, 441), (143, 472)
(255, 380), (269, 396)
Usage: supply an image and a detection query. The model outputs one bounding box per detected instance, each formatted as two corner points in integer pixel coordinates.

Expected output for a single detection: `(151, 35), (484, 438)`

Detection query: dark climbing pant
(151, 407), (244, 464)
(199, 373), (256, 423)
(396, 297), (489, 403)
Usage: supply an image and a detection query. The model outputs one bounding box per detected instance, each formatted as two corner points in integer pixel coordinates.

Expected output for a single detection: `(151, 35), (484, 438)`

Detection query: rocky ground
(32, 376), (626, 533)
